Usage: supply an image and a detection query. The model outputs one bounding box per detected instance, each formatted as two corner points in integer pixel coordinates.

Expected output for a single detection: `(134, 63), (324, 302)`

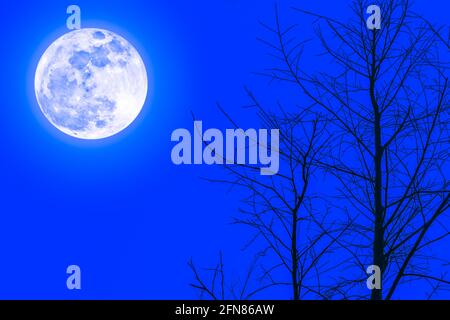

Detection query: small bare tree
(189, 89), (352, 299)
(189, 252), (271, 300)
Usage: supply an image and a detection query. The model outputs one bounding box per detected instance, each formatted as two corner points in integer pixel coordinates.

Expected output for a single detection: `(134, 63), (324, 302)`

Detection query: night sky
(0, 0), (448, 299)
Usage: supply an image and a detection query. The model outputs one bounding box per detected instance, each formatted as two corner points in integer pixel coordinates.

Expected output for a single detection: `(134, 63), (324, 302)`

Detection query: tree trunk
(372, 112), (384, 300)
(370, 30), (384, 300)
(292, 206), (300, 300)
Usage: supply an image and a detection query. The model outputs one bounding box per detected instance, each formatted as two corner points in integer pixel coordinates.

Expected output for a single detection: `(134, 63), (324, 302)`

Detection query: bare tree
(258, 0), (450, 299)
(189, 0), (449, 300)
(189, 252), (227, 300)
(189, 89), (352, 299)
(189, 252), (275, 300)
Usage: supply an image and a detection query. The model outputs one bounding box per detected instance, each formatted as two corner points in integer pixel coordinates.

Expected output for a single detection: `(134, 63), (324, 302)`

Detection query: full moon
(35, 28), (148, 139)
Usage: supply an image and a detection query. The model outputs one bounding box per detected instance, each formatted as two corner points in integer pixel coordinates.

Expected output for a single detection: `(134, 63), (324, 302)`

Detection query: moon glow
(35, 28), (148, 139)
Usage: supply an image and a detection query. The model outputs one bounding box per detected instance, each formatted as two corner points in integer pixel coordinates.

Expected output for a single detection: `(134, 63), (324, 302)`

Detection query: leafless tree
(189, 90), (352, 300)
(189, 251), (274, 300)
(257, 0), (450, 299)
(190, 0), (450, 300)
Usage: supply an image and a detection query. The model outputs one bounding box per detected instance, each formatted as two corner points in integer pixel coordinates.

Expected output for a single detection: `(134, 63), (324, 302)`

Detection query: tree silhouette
(262, 0), (450, 299)
(189, 89), (353, 300)
(190, 0), (450, 300)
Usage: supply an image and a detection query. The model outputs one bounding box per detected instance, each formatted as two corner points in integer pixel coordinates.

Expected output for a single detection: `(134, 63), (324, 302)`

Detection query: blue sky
(0, 0), (448, 299)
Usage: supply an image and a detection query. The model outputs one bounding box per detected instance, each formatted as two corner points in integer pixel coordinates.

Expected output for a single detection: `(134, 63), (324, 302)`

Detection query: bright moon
(35, 28), (148, 139)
